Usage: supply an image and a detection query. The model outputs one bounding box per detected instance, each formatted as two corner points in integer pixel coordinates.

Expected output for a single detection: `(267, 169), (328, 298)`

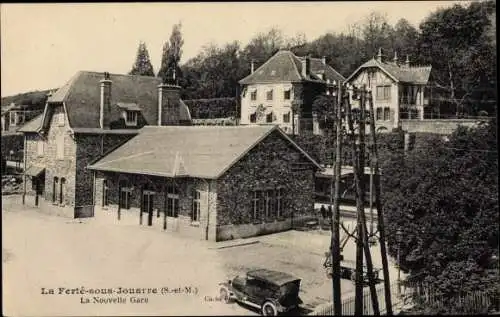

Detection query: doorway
(142, 190), (155, 226)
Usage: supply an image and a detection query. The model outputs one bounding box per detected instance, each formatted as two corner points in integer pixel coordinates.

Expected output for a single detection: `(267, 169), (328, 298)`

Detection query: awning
(25, 165), (45, 177)
(116, 102), (141, 111)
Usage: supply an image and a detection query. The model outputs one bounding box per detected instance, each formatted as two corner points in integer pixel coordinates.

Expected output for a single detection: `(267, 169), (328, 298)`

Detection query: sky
(1, 1), (468, 97)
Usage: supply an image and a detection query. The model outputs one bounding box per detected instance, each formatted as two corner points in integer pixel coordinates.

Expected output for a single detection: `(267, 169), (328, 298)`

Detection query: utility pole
(330, 83), (343, 315)
(345, 85), (364, 315)
(358, 86), (380, 315)
(367, 89), (394, 315)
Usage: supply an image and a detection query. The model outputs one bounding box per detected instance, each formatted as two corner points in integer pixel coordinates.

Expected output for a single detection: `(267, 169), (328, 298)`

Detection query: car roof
(247, 269), (300, 286)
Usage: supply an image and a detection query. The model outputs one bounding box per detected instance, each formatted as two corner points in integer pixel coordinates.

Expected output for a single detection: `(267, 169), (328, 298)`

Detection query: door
(142, 191), (155, 226)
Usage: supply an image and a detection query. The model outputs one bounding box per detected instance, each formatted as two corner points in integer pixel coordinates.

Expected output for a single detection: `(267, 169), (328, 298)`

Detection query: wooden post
(163, 182), (167, 231)
(331, 84), (343, 315)
(358, 86), (381, 315)
(345, 86), (364, 315)
(367, 89), (394, 315)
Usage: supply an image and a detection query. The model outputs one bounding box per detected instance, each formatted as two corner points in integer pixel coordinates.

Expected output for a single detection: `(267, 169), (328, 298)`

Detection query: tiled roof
(46, 71), (190, 129)
(239, 50), (345, 85)
(88, 125), (321, 179)
(346, 58), (432, 84)
(17, 113), (43, 133)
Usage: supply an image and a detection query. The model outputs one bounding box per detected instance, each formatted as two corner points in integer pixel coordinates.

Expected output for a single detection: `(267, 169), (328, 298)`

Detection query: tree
(158, 22), (184, 83)
(417, 1), (496, 116)
(381, 120), (498, 309)
(129, 41), (155, 77)
(389, 18), (419, 60)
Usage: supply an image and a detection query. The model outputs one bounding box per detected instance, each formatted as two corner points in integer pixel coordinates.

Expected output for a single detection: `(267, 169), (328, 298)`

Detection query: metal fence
(310, 280), (497, 315)
(310, 281), (405, 315)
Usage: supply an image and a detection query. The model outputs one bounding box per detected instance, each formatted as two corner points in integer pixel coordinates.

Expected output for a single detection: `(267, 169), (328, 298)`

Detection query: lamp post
(396, 227), (403, 296)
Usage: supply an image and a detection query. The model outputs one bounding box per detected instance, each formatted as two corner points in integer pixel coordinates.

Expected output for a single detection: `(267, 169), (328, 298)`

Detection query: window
(376, 85), (391, 100)
(56, 134), (64, 159)
(252, 190), (260, 220)
(125, 111), (138, 126)
(37, 140), (45, 156)
(284, 89), (291, 100)
(52, 177), (59, 203)
(166, 184), (179, 217)
(376, 108), (383, 121)
(265, 190), (275, 218)
(119, 180), (131, 210)
(383, 107), (391, 121)
(192, 189), (201, 222)
(9, 112), (16, 125)
(283, 112), (290, 123)
(266, 90), (273, 101)
(102, 179), (109, 207)
(9, 112), (24, 126)
(266, 112), (273, 123)
(275, 188), (283, 218)
(59, 178), (66, 205)
(250, 90), (257, 101)
(250, 113), (257, 123)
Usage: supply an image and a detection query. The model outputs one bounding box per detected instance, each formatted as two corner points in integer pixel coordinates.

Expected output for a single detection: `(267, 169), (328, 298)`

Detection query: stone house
(88, 125), (322, 241)
(345, 49), (432, 131)
(18, 71), (191, 218)
(239, 50), (345, 135)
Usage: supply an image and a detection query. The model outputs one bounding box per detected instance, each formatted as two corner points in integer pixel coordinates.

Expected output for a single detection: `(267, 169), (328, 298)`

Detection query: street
(2, 195), (402, 316)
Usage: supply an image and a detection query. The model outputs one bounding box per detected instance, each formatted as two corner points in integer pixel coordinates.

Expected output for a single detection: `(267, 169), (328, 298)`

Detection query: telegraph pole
(358, 86), (380, 315)
(367, 89), (394, 315)
(344, 85), (364, 315)
(330, 82), (343, 315)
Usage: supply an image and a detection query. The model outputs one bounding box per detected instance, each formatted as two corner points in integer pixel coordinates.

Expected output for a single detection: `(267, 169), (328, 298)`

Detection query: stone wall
(216, 129), (316, 241)
(75, 133), (134, 207)
(401, 119), (480, 135)
(94, 172), (217, 240)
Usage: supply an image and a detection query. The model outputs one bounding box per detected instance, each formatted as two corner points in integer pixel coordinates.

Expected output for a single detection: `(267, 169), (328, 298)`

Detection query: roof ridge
(79, 70), (162, 80)
(288, 51), (304, 80)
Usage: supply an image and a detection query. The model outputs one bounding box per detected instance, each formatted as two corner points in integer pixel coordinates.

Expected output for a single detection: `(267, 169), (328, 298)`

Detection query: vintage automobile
(219, 269), (303, 316)
(339, 259), (381, 282)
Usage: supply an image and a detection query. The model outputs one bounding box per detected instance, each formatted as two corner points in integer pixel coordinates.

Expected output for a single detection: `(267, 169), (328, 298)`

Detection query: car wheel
(261, 301), (278, 316)
(219, 287), (230, 304)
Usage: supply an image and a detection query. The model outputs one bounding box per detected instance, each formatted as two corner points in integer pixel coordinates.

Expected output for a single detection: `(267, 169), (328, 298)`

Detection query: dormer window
(125, 111), (138, 126)
(117, 102), (141, 127)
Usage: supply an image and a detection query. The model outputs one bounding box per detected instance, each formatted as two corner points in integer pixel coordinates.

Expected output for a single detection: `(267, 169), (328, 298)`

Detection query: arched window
(53, 177), (58, 203)
(59, 178), (66, 204)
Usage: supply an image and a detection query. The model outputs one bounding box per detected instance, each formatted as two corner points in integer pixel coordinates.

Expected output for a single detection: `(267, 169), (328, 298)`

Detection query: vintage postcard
(2, 2), (497, 316)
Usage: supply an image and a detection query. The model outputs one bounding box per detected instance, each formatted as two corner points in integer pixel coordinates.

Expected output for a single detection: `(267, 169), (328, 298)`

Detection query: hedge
(184, 97), (239, 119)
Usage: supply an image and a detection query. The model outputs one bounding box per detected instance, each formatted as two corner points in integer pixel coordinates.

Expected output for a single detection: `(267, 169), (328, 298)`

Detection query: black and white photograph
(1, 2), (498, 316)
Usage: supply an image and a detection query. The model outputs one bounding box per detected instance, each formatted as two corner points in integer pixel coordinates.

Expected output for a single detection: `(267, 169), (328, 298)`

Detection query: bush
(184, 97), (239, 119)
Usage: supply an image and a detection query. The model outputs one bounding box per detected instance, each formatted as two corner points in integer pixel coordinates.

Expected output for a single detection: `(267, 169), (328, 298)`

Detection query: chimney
(99, 72), (112, 129)
(322, 56), (326, 65)
(158, 82), (182, 126)
(393, 51), (398, 64)
(250, 59), (255, 74)
(405, 55), (410, 68)
(301, 56), (311, 78)
(376, 48), (384, 63)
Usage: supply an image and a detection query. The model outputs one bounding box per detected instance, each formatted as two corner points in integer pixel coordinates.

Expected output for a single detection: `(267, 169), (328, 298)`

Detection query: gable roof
(44, 71), (190, 130)
(345, 58), (432, 84)
(88, 125), (321, 179)
(239, 50), (345, 85)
